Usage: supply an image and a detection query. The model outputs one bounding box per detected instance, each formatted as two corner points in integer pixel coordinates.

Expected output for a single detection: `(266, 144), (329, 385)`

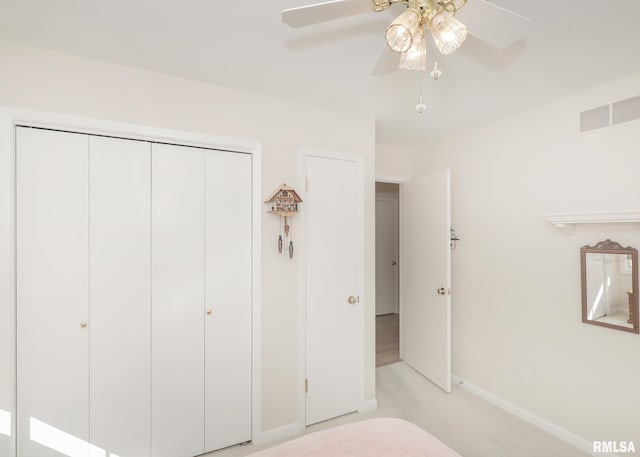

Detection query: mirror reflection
(581, 239), (639, 333)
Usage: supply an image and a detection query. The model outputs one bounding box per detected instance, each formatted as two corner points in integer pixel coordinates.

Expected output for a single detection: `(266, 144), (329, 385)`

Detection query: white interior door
(400, 169), (451, 392)
(89, 136), (151, 457)
(17, 127), (90, 457)
(152, 143), (205, 457)
(305, 154), (360, 426)
(375, 197), (399, 315)
(204, 150), (252, 452)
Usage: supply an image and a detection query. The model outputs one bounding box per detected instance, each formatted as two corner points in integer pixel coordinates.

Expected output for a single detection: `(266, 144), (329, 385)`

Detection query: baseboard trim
(261, 398), (378, 445)
(259, 421), (304, 445)
(451, 374), (617, 457)
(359, 398), (378, 413)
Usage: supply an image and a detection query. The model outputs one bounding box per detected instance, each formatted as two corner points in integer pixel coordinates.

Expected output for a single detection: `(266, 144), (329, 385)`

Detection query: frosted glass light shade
(399, 29), (426, 70)
(430, 13), (467, 55)
(385, 9), (421, 53)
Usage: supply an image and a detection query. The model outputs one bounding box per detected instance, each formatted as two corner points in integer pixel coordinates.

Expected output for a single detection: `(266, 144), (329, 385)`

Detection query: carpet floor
(208, 361), (589, 457)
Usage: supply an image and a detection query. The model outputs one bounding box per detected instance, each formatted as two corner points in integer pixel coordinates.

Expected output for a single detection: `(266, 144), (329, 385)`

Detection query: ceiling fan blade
(282, 0), (374, 28)
(456, 0), (530, 48)
(371, 44), (400, 75)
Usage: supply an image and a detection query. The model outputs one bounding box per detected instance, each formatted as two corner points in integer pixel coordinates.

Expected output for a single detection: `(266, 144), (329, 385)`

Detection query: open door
(400, 169), (451, 392)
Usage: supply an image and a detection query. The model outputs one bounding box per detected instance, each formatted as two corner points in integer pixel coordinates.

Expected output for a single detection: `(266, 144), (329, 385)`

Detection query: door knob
(347, 296), (357, 304)
(437, 288), (446, 295)
(206, 309), (212, 315)
(80, 322), (88, 328)
(391, 261), (397, 266)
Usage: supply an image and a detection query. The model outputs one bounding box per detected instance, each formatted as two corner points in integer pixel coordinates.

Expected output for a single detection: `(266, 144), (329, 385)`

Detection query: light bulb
(429, 13), (467, 55)
(399, 28), (426, 70)
(385, 9), (421, 53)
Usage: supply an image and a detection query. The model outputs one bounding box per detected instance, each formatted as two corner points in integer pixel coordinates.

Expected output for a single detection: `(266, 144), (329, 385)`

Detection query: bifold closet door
(17, 127), (90, 457)
(152, 145), (252, 455)
(152, 143), (206, 457)
(204, 151), (252, 452)
(89, 136), (151, 457)
(18, 129), (251, 457)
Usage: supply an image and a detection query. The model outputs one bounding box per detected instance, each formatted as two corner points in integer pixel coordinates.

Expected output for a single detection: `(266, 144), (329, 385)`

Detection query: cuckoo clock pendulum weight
(265, 183), (302, 259)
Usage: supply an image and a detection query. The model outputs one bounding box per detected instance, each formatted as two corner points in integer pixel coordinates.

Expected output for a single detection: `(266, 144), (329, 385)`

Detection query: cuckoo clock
(265, 183), (303, 258)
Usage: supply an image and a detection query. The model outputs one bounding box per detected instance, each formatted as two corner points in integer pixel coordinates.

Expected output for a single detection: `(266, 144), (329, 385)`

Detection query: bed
(247, 417), (462, 457)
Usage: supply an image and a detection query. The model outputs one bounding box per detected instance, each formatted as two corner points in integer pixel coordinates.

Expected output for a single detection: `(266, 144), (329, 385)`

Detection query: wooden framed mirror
(581, 239), (639, 333)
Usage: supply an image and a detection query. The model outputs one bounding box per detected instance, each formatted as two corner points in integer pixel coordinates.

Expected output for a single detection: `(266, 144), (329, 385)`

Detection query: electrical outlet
(520, 368), (531, 385)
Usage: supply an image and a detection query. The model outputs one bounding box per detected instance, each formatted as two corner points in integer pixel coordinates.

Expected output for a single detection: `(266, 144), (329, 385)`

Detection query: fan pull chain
(416, 68), (426, 114)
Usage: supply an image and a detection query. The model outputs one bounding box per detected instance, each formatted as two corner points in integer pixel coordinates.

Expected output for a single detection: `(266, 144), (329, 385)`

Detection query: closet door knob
(206, 309), (212, 315)
(80, 322), (88, 328)
(347, 296), (357, 305)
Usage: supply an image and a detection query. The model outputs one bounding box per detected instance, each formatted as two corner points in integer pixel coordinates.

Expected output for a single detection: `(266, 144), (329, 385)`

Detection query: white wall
(0, 40), (376, 453)
(413, 72), (640, 446)
(376, 143), (414, 179)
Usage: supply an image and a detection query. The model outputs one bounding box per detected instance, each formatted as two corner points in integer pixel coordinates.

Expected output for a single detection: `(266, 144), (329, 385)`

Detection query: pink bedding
(248, 417), (462, 457)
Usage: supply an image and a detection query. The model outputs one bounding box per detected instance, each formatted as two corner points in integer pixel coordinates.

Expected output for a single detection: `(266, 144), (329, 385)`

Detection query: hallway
(376, 313), (399, 367)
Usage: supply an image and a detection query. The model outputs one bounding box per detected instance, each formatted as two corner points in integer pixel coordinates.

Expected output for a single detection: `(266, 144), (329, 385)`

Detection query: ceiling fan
(282, 0), (530, 75)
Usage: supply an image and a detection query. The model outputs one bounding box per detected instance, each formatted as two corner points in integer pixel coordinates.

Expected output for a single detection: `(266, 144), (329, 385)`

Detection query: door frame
(298, 148), (365, 428)
(1, 107), (264, 454)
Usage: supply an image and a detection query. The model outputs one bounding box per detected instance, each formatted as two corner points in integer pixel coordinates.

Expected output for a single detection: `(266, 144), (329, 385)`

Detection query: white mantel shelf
(546, 211), (640, 234)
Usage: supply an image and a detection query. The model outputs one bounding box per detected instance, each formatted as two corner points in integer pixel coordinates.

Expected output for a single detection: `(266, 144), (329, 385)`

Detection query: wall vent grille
(580, 94), (640, 133)
(579, 105), (610, 133)
(612, 94), (640, 125)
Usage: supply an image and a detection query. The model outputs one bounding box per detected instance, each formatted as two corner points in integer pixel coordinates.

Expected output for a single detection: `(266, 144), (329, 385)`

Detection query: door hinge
(305, 378), (308, 393)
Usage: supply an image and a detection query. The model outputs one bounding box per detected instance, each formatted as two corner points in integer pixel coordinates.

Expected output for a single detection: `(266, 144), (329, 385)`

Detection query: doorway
(375, 182), (400, 367)
(375, 170), (452, 391)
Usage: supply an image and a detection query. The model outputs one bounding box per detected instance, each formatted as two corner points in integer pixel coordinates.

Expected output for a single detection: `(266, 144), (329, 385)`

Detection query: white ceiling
(1, 0), (639, 149)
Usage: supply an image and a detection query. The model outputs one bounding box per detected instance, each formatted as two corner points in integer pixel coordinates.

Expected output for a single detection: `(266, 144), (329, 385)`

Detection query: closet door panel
(16, 127), (90, 457)
(204, 152), (252, 452)
(152, 143), (205, 457)
(89, 136), (151, 457)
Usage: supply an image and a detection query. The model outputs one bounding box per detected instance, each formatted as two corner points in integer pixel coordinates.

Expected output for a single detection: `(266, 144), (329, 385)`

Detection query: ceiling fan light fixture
(385, 8), (421, 53)
(399, 28), (426, 70)
(429, 13), (467, 55)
